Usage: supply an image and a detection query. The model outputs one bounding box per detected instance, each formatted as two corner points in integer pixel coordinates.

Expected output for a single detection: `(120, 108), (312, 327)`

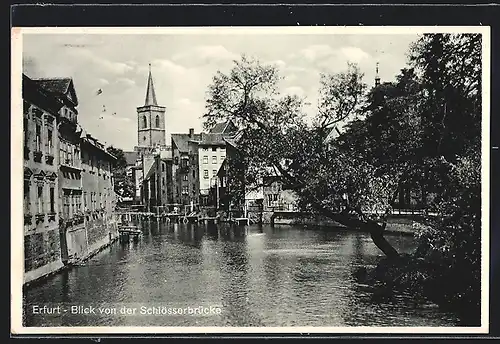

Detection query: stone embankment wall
(24, 214), (119, 287)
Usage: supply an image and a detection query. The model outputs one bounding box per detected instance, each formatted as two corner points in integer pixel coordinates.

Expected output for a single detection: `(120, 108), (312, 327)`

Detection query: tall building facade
(136, 64), (166, 150)
(23, 73), (118, 285)
(171, 129), (201, 207)
(23, 75), (63, 283)
(133, 65), (173, 210)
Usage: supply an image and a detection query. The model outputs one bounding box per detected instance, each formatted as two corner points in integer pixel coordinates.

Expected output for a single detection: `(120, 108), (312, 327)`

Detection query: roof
(198, 133), (227, 146)
(22, 74), (63, 113)
(33, 77), (78, 106)
(171, 133), (202, 153)
(144, 65), (158, 106)
(143, 156), (156, 180)
(123, 151), (139, 166)
(222, 130), (244, 149)
(209, 122), (227, 134)
(34, 78), (72, 94)
(81, 136), (117, 161)
(209, 119), (238, 134)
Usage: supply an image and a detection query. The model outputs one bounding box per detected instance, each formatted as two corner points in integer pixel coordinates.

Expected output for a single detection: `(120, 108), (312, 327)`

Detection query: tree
(203, 55), (402, 258)
(106, 146), (135, 198)
(204, 34), (482, 319)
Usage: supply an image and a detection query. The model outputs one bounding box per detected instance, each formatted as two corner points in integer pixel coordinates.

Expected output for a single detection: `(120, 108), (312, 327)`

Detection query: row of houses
(116, 67), (302, 218)
(22, 73), (118, 285)
(125, 120), (300, 217)
(123, 66), (429, 221)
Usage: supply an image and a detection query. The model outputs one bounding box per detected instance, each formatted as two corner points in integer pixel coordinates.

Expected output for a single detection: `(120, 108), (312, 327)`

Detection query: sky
(22, 31), (419, 152)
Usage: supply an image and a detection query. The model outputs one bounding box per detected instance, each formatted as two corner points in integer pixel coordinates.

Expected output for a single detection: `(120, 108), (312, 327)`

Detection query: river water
(23, 222), (462, 327)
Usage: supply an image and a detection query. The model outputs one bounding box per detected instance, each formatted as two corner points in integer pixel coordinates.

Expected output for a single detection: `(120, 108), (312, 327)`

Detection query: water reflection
(23, 222), (461, 327)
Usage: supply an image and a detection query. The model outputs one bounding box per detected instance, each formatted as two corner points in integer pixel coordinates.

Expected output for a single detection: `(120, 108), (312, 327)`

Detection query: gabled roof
(209, 119), (238, 135)
(171, 133), (202, 153)
(34, 77), (78, 106)
(22, 74), (64, 114)
(199, 132), (227, 146)
(222, 130), (244, 149)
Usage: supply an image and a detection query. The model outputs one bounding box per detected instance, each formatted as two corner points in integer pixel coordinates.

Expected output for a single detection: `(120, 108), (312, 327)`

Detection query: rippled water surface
(23, 222), (462, 327)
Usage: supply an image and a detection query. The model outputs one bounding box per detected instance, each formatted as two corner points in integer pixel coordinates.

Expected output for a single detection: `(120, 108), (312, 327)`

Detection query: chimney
(189, 128), (194, 138)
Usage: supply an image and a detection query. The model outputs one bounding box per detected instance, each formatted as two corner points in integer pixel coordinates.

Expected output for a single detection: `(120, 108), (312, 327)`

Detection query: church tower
(375, 62), (381, 87)
(137, 64), (166, 149)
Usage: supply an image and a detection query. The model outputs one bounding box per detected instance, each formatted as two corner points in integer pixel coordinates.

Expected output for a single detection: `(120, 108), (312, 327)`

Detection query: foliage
(106, 146), (135, 198)
(203, 33), (482, 320)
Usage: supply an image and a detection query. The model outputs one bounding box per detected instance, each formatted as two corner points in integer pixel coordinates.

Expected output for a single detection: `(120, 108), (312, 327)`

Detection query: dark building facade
(22, 74), (118, 285)
(171, 129), (201, 207)
(23, 75), (63, 284)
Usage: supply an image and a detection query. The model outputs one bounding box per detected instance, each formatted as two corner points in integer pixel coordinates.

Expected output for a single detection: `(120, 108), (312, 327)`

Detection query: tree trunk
(367, 220), (400, 259)
(313, 205), (400, 260)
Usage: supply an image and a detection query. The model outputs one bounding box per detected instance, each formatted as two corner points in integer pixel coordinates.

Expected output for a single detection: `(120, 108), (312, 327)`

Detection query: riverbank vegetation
(203, 33), (482, 324)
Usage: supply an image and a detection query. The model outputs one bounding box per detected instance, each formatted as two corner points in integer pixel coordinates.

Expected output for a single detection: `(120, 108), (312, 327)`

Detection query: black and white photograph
(12, 26), (489, 333)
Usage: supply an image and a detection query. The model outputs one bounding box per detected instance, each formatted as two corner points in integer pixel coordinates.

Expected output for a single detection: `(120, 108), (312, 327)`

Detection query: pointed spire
(144, 63), (158, 106)
(375, 62), (381, 87)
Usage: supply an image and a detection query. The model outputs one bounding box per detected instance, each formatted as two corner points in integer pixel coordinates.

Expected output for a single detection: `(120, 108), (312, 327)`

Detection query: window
(60, 141), (65, 164)
(35, 123), (42, 151)
(23, 118), (29, 147)
(143, 115), (147, 128)
(24, 181), (30, 214)
(266, 194), (279, 207)
(67, 144), (73, 165)
(212, 156), (217, 164)
(47, 129), (53, 155)
(192, 170), (195, 178)
(203, 170), (209, 179)
(162, 163), (165, 172)
(155, 115), (160, 128)
(220, 147), (226, 151)
(74, 148), (80, 167)
(182, 185), (188, 194)
(181, 159), (188, 167)
(203, 148), (208, 151)
(63, 193), (70, 218)
(76, 194), (82, 213)
(49, 187), (55, 213)
(83, 192), (87, 209)
(212, 147), (217, 152)
(203, 156), (208, 164)
(162, 177), (165, 186)
(37, 186), (43, 214)
(183, 175), (188, 181)
(267, 194), (275, 207)
(212, 170), (217, 176)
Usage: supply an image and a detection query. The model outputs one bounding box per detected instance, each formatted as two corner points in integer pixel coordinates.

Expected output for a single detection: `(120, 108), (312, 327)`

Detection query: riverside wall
(23, 214), (119, 287)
